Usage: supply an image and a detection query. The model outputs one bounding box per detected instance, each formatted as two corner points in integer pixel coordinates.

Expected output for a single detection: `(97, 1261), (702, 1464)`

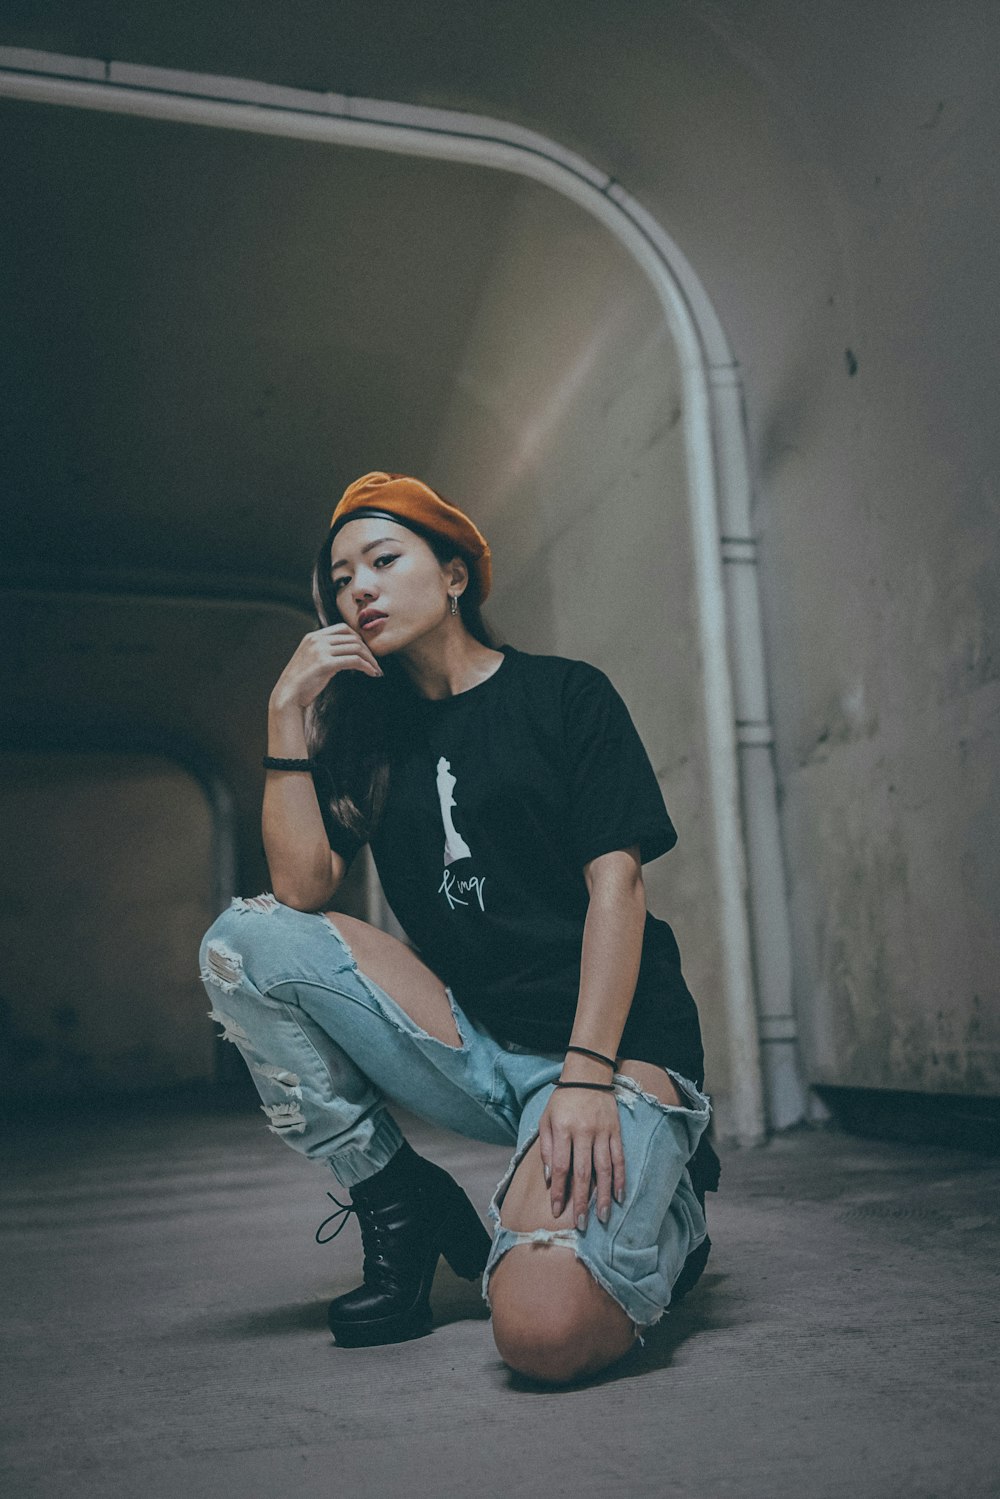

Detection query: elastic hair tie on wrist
(554, 1080), (617, 1093)
(262, 756), (318, 772)
(565, 1044), (617, 1070)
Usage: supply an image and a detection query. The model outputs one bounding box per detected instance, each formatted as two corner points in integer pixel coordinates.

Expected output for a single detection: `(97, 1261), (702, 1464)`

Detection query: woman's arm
(262, 624), (384, 910)
(263, 694), (343, 910)
(572, 844), (647, 1063)
(538, 845), (647, 1229)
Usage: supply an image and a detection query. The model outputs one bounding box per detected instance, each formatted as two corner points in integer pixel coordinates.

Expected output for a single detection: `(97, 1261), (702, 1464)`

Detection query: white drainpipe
(710, 368), (811, 1129)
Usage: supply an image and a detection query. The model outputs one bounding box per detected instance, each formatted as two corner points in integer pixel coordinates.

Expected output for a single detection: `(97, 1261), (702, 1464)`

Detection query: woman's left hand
(538, 1086), (625, 1231)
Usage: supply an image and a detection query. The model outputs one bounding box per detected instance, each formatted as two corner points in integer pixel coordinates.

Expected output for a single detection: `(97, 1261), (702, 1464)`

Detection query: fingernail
(599, 1206), (610, 1224)
(552, 1199), (562, 1216)
(616, 1186), (625, 1203)
(543, 1164), (551, 1184)
(576, 1213), (587, 1232)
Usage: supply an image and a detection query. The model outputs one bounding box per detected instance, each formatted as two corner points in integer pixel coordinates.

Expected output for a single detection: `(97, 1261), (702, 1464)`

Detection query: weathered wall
(2, 0), (998, 1103)
(0, 753), (215, 1093)
(712, 6), (1000, 1096)
(0, 591), (313, 900)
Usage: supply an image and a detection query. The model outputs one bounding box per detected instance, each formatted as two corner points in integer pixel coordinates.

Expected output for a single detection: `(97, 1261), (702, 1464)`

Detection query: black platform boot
(670, 1133), (722, 1306)
(319, 1139), (492, 1348)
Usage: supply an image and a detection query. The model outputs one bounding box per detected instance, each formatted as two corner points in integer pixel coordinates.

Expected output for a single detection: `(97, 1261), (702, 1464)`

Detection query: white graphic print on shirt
(434, 755), (486, 911)
(435, 756), (471, 865)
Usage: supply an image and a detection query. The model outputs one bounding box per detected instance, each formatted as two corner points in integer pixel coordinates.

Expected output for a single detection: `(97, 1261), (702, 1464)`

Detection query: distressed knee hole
(487, 1253), (636, 1384)
(262, 1101), (307, 1135)
(202, 941), (244, 993)
(486, 1237), (647, 1380)
(483, 1232), (580, 1319)
(484, 1229), (650, 1344)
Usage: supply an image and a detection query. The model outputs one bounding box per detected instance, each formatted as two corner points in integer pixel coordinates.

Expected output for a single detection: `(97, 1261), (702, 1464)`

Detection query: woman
(199, 470), (720, 1386)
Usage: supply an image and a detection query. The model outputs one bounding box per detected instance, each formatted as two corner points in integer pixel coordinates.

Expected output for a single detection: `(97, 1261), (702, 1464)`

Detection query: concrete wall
(0, 591), (313, 900)
(0, 753), (216, 1093)
(716, 6), (1000, 1097)
(2, 1), (997, 1108)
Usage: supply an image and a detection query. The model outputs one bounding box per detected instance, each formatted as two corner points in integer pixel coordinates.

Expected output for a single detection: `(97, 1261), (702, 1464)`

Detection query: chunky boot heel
(434, 1179), (492, 1280)
(320, 1140), (491, 1348)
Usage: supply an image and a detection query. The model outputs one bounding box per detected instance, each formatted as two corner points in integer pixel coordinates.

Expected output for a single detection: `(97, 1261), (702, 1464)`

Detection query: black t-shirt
(322, 643), (705, 1088)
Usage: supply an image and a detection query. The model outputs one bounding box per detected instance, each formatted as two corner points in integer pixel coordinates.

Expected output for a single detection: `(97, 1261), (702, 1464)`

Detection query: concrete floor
(2, 1103), (998, 1499)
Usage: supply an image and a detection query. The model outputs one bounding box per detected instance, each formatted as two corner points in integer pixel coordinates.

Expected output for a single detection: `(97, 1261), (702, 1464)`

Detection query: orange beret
(329, 471), (492, 604)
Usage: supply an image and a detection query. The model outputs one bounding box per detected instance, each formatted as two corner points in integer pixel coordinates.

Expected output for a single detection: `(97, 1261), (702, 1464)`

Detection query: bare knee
(491, 1258), (589, 1382)
(492, 1296), (634, 1384)
(493, 1306), (592, 1384)
(489, 1247), (635, 1385)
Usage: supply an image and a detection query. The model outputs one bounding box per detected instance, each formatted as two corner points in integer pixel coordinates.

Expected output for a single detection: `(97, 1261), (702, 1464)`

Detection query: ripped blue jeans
(198, 895), (712, 1335)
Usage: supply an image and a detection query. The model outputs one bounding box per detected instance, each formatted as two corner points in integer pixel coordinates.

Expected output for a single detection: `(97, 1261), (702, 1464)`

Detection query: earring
(449, 594), (459, 615)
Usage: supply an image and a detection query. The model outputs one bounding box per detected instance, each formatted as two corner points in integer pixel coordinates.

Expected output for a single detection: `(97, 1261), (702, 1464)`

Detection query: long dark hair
(306, 518), (502, 845)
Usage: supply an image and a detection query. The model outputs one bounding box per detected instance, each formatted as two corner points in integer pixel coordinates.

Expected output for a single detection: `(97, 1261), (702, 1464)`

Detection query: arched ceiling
(0, 96), (524, 595)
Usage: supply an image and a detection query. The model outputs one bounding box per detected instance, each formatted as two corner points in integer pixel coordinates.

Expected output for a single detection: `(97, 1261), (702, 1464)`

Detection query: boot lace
(315, 1191), (355, 1245)
(314, 1191), (392, 1265)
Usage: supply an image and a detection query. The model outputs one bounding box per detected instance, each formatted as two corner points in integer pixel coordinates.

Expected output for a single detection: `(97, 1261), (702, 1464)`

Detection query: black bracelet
(554, 1080), (617, 1093)
(565, 1044), (617, 1070)
(262, 756), (317, 772)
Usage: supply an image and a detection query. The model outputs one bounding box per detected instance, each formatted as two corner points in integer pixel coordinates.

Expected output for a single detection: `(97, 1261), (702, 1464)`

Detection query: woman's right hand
(270, 623), (385, 711)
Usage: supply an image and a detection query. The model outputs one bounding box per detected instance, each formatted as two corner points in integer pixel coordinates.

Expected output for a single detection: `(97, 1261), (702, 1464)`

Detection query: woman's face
(329, 517), (461, 654)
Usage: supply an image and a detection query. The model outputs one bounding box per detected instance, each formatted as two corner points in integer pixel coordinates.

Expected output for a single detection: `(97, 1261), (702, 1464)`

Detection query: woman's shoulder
(504, 644), (607, 688)
(504, 646), (616, 716)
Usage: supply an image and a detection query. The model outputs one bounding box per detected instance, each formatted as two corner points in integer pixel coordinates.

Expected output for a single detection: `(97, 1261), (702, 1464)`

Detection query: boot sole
(330, 1298), (435, 1347)
(328, 1245), (439, 1347)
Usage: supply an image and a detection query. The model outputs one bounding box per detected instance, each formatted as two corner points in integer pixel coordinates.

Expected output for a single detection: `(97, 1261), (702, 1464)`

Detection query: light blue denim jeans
(198, 894), (712, 1334)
